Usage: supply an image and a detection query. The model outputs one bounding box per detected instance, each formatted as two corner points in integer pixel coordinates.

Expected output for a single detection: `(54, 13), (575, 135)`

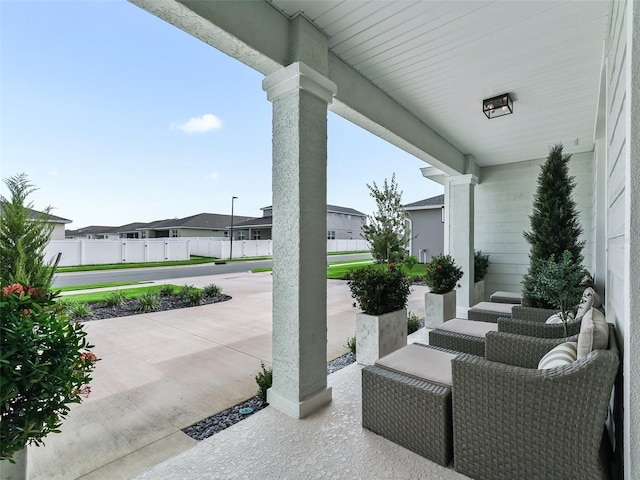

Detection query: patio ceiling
(267, 0), (611, 167)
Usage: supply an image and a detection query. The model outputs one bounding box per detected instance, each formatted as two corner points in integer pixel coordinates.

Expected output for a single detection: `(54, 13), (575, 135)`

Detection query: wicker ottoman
(489, 291), (522, 304)
(429, 319), (498, 356)
(362, 344), (456, 466)
(467, 301), (514, 322)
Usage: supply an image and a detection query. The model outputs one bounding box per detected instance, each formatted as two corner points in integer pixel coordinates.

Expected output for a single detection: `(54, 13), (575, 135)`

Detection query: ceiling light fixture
(483, 93), (513, 119)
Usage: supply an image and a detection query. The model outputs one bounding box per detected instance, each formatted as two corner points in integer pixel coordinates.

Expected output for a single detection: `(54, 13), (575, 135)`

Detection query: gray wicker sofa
(452, 324), (619, 480)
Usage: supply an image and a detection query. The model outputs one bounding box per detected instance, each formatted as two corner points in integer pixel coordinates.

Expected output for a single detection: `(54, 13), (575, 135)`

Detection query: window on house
(252, 231), (261, 240)
(171, 229), (178, 238)
(238, 231), (246, 240)
(327, 231), (336, 240)
(224, 231), (229, 238)
(141, 231), (147, 239)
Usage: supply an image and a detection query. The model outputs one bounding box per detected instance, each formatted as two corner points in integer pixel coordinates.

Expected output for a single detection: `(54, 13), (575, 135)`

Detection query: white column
(625, 1), (639, 477)
(262, 62), (337, 418)
(444, 174), (477, 315)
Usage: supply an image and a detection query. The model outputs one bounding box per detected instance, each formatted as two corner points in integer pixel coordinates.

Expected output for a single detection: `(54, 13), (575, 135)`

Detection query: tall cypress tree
(521, 145), (584, 308)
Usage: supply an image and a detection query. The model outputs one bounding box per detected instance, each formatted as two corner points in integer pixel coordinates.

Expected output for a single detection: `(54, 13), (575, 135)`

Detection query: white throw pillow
(546, 312), (575, 325)
(538, 342), (578, 370)
(546, 313), (563, 324)
(577, 308), (609, 359)
(575, 291), (595, 322)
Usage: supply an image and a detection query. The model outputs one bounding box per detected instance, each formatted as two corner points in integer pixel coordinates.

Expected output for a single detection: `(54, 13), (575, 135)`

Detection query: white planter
(474, 280), (485, 305)
(424, 290), (457, 328)
(356, 308), (407, 366)
(0, 447), (28, 480)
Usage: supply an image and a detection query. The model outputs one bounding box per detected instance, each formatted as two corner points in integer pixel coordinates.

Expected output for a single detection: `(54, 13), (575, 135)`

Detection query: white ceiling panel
(268, 0), (610, 166)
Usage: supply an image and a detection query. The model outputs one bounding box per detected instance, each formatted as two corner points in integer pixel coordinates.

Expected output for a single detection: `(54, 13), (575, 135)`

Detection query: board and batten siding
(601, 0), (639, 478)
(474, 152), (594, 297)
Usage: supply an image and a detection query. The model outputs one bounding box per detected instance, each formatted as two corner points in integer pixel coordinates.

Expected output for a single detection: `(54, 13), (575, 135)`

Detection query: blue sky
(0, 0), (442, 229)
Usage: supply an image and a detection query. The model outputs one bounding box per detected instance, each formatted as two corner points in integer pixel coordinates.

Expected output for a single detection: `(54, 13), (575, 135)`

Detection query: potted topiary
(347, 263), (411, 365)
(526, 250), (586, 336)
(423, 254), (464, 327)
(474, 250), (490, 304)
(0, 285), (98, 479)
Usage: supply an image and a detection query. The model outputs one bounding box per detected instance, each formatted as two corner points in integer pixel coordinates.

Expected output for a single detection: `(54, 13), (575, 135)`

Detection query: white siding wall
(474, 152), (595, 296)
(603, 1), (638, 477)
(51, 224), (66, 240)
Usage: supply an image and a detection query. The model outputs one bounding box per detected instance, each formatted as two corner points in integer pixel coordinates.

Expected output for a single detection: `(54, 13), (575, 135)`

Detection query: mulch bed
(74, 294), (232, 322)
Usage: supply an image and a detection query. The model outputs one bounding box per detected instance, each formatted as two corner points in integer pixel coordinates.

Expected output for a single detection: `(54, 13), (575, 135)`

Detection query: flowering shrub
(347, 263), (411, 316)
(424, 254), (464, 294)
(0, 284), (98, 461)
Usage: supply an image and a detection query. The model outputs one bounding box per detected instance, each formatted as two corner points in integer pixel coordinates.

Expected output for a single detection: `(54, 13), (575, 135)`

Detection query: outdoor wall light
(483, 93), (513, 119)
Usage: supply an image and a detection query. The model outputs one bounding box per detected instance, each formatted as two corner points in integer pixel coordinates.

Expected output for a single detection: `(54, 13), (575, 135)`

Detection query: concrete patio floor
(134, 335), (471, 480)
(28, 271), (430, 479)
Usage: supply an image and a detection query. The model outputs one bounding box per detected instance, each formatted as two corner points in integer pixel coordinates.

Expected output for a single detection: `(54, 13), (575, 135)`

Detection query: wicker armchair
(452, 324), (619, 480)
(497, 305), (581, 338)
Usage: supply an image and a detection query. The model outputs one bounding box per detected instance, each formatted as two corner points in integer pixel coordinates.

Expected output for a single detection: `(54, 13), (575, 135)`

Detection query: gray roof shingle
(404, 194), (444, 209)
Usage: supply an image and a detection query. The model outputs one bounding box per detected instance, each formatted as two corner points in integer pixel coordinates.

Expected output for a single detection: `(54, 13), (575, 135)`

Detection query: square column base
(267, 386), (333, 419)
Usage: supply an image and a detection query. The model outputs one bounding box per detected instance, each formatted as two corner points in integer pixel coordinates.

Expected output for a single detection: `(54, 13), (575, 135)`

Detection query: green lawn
(57, 281), (148, 292)
(327, 250), (370, 255)
(58, 284), (188, 304)
(57, 252), (370, 273)
(251, 259), (425, 280)
(327, 262), (426, 280)
(251, 258), (373, 275)
(56, 256), (218, 273)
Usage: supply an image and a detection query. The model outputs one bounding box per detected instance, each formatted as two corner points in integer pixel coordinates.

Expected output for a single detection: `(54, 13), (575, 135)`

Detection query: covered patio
(135, 332), (472, 480)
(129, 1), (638, 478)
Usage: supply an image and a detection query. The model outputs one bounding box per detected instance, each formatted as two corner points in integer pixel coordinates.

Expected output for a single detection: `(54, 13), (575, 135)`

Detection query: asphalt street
(52, 253), (372, 287)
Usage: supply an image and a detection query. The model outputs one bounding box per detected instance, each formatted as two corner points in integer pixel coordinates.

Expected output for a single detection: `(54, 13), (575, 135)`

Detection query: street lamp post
(230, 196), (238, 260)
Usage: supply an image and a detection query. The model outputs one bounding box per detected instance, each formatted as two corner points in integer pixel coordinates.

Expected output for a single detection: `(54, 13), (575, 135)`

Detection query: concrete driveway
(29, 272), (428, 479)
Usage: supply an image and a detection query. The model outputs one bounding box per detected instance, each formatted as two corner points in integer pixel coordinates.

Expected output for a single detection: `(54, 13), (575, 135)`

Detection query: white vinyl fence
(326, 239), (369, 252)
(46, 237), (370, 266)
(189, 238), (369, 259)
(187, 238), (273, 259)
(46, 239), (190, 267)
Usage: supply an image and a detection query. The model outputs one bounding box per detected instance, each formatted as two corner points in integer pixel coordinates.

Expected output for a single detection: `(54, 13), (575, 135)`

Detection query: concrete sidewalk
(29, 272), (428, 479)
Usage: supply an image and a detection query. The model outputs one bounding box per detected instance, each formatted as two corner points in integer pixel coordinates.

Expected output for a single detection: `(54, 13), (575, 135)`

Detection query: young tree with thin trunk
(361, 173), (409, 264)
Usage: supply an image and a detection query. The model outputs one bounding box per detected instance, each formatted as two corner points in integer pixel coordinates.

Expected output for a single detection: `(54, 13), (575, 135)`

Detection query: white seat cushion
(489, 291), (522, 303)
(435, 318), (498, 337)
(469, 302), (513, 314)
(375, 344), (457, 387)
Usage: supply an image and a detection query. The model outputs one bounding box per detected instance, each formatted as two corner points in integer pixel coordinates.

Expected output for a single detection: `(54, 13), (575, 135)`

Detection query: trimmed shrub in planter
(347, 264), (411, 316)
(424, 254), (463, 294)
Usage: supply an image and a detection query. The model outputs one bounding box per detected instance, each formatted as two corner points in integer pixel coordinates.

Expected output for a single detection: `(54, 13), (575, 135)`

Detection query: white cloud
(48, 170), (59, 177)
(205, 171), (220, 181)
(172, 114), (222, 134)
